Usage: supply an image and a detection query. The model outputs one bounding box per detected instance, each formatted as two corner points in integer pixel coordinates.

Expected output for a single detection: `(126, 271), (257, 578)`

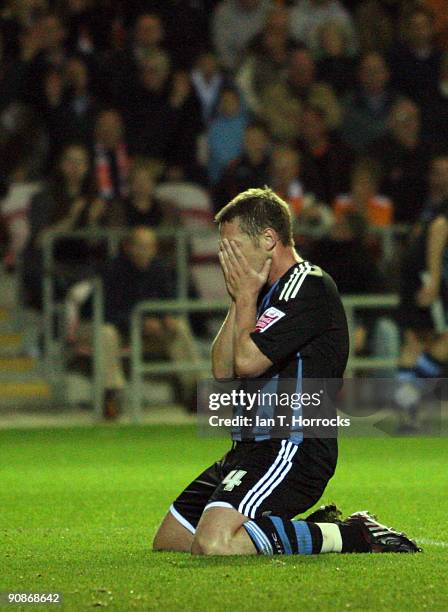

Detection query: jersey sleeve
(250, 274), (329, 365)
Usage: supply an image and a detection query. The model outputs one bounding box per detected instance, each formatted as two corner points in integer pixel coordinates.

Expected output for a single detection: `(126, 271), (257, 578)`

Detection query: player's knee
(152, 530), (166, 551)
(191, 532), (229, 556)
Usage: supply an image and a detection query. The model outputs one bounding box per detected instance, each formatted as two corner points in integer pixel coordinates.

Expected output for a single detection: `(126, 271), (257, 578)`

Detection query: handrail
(128, 294), (400, 421)
(40, 226), (192, 387)
(38, 221), (407, 411)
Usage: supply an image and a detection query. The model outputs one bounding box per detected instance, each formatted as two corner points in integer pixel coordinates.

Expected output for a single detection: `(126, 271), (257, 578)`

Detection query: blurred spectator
(39, 68), (65, 154)
(1, 159), (42, 270)
(299, 105), (355, 205)
(308, 212), (384, 294)
(93, 109), (130, 208)
(191, 51), (225, 124)
(23, 14), (68, 107)
(389, 5), (442, 104)
(0, 103), (48, 181)
(123, 51), (173, 158)
(420, 52), (448, 146)
(23, 143), (104, 308)
(167, 70), (203, 178)
(60, 0), (114, 56)
(212, 0), (272, 71)
(37, 58), (98, 166)
(315, 20), (357, 95)
(354, 0), (394, 55)
(0, 31), (28, 111)
(215, 122), (271, 210)
(418, 154), (448, 223)
(269, 143), (333, 237)
(270, 144), (307, 219)
(333, 159), (393, 228)
(123, 52), (202, 175)
(162, 0), (221, 69)
(236, 6), (292, 114)
(307, 212), (385, 355)
(0, 2), (21, 61)
(207, 87), (248, 185)
(260, 46), (341, 142)
(424, 0), (448, 50)
(69, 227), (201, 417)
(99, 13), (166, 106)
(1, 0), (48, 31)
(63, 56), (98, 144)
(341, 52), (397, 153)
(289, 0), (357, 55)
(124, 162), (166, 228)
(368, 98), (431, 223)
(131, 12), (166, 63)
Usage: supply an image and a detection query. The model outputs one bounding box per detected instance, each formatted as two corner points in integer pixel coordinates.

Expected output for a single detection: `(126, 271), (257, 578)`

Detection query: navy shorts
(170, 438), (337, 534)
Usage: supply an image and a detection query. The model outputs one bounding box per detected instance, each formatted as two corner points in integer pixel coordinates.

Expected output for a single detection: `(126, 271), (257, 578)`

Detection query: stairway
(0, 278), (50, 409)
(0, 272), (178, 417)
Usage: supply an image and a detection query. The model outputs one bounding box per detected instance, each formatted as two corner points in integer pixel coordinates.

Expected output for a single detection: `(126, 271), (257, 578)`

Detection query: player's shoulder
(276, 260), (328, 303)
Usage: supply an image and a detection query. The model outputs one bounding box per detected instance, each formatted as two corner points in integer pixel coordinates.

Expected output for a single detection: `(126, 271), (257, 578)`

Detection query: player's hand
(219, 239), (271, 300)
(416, 282), (439, 308)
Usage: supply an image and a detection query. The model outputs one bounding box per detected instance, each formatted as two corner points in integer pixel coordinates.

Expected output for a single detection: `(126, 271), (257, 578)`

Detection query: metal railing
(40, 227), (191, 398)
(343, 294), (400, 375)
(38, 226), (405, 414)
(127, 295), (400, 422)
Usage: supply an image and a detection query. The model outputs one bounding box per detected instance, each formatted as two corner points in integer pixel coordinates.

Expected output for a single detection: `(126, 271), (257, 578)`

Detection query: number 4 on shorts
(222, 469), (247, 491)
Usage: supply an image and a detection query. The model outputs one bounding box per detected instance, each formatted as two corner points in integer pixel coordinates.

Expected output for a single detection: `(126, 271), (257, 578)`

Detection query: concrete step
(0, 356), (36, 372)
(0, 307), (11, 322)
(0, 380), (50, 398)
(0, 332), (23, 356)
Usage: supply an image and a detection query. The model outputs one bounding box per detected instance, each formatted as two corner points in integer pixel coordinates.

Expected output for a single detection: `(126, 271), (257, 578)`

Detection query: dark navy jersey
(231, 260), (349, 469)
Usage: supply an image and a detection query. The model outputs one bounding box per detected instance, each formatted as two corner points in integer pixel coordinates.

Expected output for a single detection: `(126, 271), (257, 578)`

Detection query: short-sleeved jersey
(231, 260), (349, 469)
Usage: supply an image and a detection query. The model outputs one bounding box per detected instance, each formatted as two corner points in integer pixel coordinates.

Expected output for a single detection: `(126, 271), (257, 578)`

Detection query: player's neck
(268, 247), (303, 286)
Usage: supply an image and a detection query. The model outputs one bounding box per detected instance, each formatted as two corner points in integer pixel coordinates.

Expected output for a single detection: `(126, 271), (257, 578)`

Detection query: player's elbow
(234, 356), (264, 378)
(234, 357), (252, 378)
(212, 364), (234, 381)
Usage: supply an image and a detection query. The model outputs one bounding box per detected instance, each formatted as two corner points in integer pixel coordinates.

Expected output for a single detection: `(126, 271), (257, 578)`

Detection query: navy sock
(244, 516), (372, 555)
(243, 517), (322, 555)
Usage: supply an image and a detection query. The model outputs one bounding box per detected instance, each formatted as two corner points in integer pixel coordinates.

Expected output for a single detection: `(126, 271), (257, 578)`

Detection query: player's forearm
(211, 302), (236, 380)
(233, 294), (258, 377)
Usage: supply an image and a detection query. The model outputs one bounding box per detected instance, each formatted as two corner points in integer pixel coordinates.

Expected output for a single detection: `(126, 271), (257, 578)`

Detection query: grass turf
(1, 424), (447, 611)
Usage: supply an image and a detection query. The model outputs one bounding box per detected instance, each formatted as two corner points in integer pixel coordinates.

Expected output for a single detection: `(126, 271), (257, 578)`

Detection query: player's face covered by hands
(218, 221), (272, 299)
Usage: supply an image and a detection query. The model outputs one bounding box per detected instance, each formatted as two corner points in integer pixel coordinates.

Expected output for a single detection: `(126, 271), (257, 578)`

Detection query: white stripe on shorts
(238, 441), (299, 518)
(169, 503), (196, 534)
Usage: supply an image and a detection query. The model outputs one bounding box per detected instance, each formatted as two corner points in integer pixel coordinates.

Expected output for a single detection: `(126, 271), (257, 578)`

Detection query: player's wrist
(235, 290), (258, 306)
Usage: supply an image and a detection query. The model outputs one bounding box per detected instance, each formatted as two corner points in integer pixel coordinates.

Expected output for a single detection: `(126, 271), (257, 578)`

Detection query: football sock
(316, 522), (342, 553)
(243, 517), (369, 555)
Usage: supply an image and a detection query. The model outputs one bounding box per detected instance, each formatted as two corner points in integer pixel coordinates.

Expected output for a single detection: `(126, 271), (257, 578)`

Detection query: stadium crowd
(1, 0), (448, 415)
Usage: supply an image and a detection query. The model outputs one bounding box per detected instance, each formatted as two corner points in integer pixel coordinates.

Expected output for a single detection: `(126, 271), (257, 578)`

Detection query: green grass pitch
(1, 424), (447, 611)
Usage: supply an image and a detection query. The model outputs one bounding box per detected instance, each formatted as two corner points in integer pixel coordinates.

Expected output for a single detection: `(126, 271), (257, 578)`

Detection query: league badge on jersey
(254, 307), (286, 333)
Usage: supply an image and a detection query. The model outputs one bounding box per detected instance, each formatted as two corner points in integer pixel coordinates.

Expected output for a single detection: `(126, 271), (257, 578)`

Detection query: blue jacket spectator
(207, 87), (248, 185)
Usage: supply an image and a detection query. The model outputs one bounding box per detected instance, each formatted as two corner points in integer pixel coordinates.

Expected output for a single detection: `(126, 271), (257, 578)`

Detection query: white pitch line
(418, 538), (448, 547)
